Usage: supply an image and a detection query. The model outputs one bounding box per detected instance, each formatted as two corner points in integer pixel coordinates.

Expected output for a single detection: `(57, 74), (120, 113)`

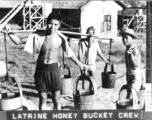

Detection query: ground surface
(0, 33), (146, 110)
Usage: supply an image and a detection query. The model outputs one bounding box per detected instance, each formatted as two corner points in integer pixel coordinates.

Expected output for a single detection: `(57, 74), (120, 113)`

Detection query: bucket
(116, 85), (140, 109)
(73, 71), (97, 110)
(60, 64), (72, 95)
(0, 76), (23, 111)
(101, 63), (116, 88)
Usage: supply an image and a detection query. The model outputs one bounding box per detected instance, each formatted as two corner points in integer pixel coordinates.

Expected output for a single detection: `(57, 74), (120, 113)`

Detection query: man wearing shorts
(6, 12), (87, 110)
(120, 28), (143, 98)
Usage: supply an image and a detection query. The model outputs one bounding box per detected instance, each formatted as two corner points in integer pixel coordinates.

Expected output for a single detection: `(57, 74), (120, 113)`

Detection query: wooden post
(146, 1), (152, 84)
(145, 1), (152, 111)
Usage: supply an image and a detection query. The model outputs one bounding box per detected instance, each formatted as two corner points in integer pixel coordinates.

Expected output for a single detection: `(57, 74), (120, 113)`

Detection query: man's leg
(39, 92), (48, 110)
(126, 74), (133, 98)
(34, 71), (48, 110)
(52, 91), (61, 110)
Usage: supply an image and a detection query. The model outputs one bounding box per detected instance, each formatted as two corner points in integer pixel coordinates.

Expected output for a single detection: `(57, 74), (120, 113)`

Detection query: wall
(80, 1), (123, 42)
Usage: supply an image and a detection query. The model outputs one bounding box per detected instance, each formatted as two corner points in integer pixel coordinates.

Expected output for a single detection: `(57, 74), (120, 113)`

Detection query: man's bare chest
(41, 34), (62, 50)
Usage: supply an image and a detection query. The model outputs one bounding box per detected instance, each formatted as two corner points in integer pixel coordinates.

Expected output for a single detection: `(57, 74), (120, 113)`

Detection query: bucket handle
(12, 77), (23, 105)
(73, 74), (97, 95)
(60, 64), (71, 77)
(118, 85), (139, 109)
(104, 62), (114, 73)
(0, 76), (23, 106)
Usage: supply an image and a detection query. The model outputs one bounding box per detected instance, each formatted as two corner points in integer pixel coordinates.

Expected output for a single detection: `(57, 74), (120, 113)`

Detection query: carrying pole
(4, 33), (9, 81)
(109, 39), (113, 61)
(5, 30), (114, 41)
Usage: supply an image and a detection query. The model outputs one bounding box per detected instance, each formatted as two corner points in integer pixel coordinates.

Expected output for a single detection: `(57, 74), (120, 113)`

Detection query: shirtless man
(120, 28), (143, 98)
(78, 26), (109, 79)
(5, 12), (87, 110)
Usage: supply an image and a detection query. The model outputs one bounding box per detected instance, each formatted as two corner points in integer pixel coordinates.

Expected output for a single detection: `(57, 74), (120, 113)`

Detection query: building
(50, 0), (126, 41)
(0, 0), (126, 41)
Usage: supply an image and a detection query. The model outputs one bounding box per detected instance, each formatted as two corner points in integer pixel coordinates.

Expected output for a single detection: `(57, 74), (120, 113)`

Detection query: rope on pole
(4, 33), (9, 81)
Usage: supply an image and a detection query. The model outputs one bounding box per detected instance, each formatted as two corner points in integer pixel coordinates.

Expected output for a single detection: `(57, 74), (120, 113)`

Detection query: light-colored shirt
(24, 30), (74, 58)
(78, 38), (100, 70)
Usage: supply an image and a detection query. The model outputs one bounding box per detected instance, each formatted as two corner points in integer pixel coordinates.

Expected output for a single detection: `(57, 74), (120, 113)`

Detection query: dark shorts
(34, 62), (61, 93)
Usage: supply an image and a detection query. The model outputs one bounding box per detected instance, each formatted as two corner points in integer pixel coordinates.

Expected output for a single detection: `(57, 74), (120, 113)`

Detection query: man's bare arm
(130, 48), (139, 69)
(97, 42), (108, 63)
(3, 26), (27, 45)
(62, 40), (87, 70)
(70, 54), (85, 70)
(8, 33), (27, 45)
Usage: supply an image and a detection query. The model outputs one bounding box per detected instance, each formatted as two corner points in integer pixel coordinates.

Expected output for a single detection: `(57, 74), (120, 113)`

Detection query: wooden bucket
(116, 85), (140, 109)
(73, 71), (97, 110)
(60, 64), (72, 95)
(0, 76), (23, 111)
(101, 63), (116, 88)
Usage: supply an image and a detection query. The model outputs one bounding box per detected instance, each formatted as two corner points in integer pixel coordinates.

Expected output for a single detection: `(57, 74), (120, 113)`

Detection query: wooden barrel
(73, 71), (97, 110)
(60, 64), (72, 95)
(101, 63), (116, 88)
(0, 76), (23, 111)
(116, 85), (140, 109)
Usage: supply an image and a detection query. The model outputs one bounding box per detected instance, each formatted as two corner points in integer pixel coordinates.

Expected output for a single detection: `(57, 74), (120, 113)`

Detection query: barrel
(60, 64), (72, 95)
(101, 63), (116, 88)
(0, 76), (23, 111)
(116, 85), (140, 109)
(73, 71), (97, 110)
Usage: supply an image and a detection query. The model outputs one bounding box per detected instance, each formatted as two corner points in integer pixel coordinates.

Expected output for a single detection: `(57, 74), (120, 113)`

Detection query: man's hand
(79, 63), (89, 71)
(1, 26), (11, 33)
(105, 59), (112, 65)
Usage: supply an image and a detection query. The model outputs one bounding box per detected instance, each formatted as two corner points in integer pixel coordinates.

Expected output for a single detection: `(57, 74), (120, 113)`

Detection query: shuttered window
(104, 15), (111, 31)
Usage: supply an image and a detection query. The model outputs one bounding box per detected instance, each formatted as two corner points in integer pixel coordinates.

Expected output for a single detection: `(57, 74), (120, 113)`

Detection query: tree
(128, 0), (140, 7)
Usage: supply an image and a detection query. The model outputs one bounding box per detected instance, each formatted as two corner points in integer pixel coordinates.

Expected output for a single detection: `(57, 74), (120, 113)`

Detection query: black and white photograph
(0, 0), (148, 113)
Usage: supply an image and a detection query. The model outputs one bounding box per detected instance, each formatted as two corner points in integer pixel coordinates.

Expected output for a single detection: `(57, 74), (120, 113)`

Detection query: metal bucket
(0, 76), (23, 111)
(116, 85), (140, 109)
(60, 65), (72, 95)
(73, 72), (97, 110)
(101, 63), (116, 88)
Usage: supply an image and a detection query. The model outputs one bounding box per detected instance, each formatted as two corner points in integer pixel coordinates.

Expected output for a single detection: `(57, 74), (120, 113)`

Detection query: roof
(0, 0), (126, 9)
(48, 1), (89, 9)
(0, 0), (24, 8)
(0, 0), (89, 9)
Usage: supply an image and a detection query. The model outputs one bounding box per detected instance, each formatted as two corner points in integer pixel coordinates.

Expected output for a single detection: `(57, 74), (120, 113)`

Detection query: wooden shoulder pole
(145, 1), (152, 111)
(6, 30), (113, 41)
(146, 1), (152, 84)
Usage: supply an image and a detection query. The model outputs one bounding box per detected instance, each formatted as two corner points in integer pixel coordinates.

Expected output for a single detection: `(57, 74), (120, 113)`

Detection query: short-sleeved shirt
(78, 38), (100, 70)
(24, 30), (74, 58)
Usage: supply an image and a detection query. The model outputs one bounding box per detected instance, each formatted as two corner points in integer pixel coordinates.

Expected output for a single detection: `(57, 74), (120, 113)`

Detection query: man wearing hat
(120, 28), (144, 98)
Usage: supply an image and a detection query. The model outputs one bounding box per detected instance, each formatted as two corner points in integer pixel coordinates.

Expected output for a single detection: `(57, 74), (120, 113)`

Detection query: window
(101, 22), (104, 32)
(104, 15), (111, 31)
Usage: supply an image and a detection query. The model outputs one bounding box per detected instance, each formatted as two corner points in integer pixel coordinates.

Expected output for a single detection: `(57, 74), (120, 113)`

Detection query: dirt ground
(0, 34), (146, 110)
